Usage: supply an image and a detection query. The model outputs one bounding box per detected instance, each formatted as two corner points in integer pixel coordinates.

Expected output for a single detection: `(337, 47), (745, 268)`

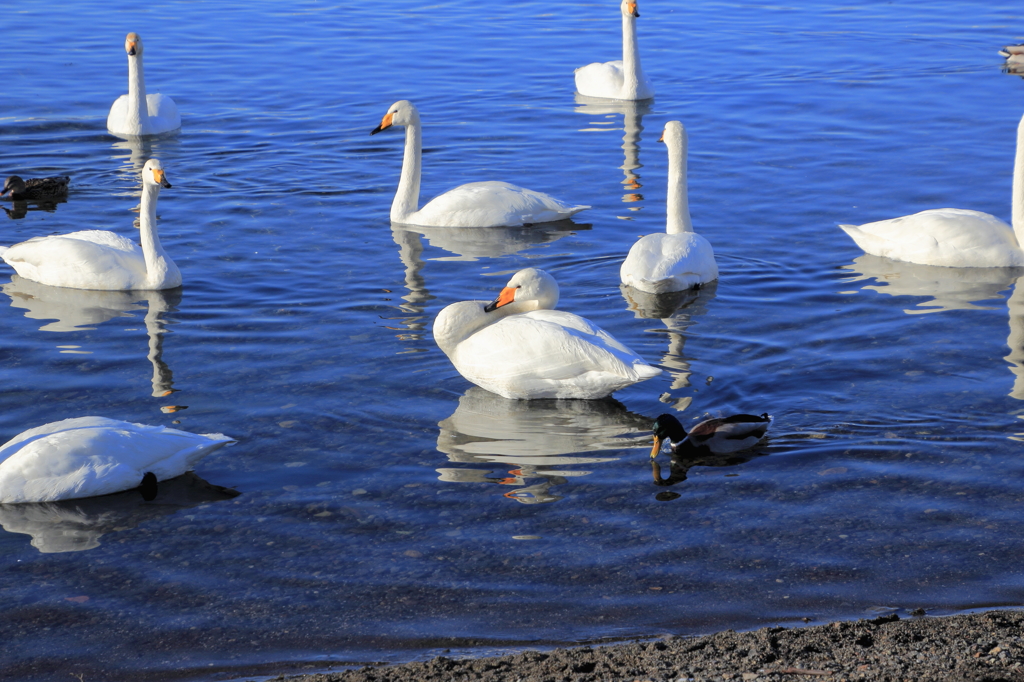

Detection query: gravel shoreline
(274, 609), (1024, 682)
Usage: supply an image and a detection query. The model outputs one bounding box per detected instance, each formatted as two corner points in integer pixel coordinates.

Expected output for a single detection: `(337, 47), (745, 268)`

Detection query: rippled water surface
(3, 1), (1024, 680)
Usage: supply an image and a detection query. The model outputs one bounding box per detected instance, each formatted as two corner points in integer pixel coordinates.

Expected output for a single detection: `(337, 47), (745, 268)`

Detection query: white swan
(620, 121), (718, 293)
(0, 159), (181, 290)
(0, 416), (234, 504)
(839, 112), (1024, 268)
(107, 32), (181, 137)
(433, 268), (661, 399)
(370, 100), (589, 228)
(574, 0), (654, 101)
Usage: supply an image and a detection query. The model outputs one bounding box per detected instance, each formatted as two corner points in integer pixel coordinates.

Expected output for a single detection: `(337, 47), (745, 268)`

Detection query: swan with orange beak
(432, 268), (661, 399)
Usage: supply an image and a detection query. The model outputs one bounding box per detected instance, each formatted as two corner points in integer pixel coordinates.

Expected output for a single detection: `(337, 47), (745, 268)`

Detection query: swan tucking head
(483, 268), (560, 313)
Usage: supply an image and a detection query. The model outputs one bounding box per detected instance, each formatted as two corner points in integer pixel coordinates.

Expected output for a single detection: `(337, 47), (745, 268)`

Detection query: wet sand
(275, 609), (1024, 682)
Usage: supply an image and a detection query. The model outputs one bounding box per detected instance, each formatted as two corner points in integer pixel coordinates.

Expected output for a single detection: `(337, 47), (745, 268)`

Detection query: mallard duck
(2, 175), (70, 201)
(650, 412), (771, 459)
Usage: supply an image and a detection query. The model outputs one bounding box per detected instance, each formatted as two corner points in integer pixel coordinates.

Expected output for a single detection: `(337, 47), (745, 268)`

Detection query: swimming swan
(839, 112), (1024, 268)
(370, 100), (589, 228)
(574, 0), (654, 101)
(620, 121), (718, 293)
(107, 32), (181, 137)
(0, 416), (234, 504)
(433, 267), (661, 399)
(650, 412), (771, 459)
(0, 159), (180, 290)
(2, 175), (70, 202)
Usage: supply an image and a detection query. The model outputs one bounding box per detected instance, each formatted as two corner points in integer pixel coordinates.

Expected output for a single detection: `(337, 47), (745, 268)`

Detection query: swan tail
(634, 363), (662, 381)
(838, 223), (885, 256)
(0, 246), (8, 258)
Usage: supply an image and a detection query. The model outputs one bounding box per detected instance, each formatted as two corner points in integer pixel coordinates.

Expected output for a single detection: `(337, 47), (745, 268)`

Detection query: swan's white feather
(0, 417), (234, 504)
(434, 268), (660, 400)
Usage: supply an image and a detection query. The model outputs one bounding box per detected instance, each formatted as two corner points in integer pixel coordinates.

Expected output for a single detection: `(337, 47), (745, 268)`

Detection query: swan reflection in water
(574, 95), (652, 211)
(842, 255), (1024, 400)
(435, 387), (651, 504)
(388, 219), (590, 341)
(621, 281), (718, 407)
(841, 254), (1018, 315)
(2, 276), (181, 396)
(0, 472), (238, 553)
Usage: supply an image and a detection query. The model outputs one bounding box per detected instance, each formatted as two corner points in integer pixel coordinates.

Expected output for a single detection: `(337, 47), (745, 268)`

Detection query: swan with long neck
(0, 416), (234, 504)
(839, 112), (1024, 268)
(433, 268), (661, 399)
(620, 121), (718, 293)
(574, 0), (654, 101)
(370, 100), (589, 228)
(0, 159), (180, 290)
(107, 32), (181, 137)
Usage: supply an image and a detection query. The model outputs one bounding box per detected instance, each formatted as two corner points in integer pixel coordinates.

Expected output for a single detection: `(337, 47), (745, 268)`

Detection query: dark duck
(650, 412), (771, 459)
(2, 175), (70, 201)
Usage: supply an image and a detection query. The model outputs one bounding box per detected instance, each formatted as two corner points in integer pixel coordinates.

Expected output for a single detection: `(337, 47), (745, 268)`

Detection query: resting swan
(107, 32), (181, 137)
(839, 111), (1024, 268)
(0, 159), (180, 290)
(574, 0), (654, 101)
(620, 121), (718, 293)
(370, 100), (589, 228)
(433, 267), (661, 399)
(0, 416), (234, 504)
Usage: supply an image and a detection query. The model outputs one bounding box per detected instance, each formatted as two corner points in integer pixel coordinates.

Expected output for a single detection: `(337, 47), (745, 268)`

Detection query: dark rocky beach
(274, 609), (1024, 682)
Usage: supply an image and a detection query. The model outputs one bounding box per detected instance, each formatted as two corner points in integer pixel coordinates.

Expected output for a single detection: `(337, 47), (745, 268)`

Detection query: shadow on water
(622, 280), (719, 408)
(2, 277), (182, 397)
(389, 219), (591, 338)
(574, 94), (653, 212)
(0, 472), (239, 554)
(841, 255), (1024, 400)
(435, 386), (651, 504)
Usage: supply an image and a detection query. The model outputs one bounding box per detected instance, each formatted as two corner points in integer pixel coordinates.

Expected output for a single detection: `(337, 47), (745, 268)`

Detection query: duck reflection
(0, 472), (239, 553)
(574, 94), (652, 210)
(435, 386), (651, 504)
(621, 281), (718, 400)
(650, 447), (764, 487)
(841, 254), (1018, 314)
(2, 199), (66, 220)
(388, 219), (588, 340)
(2, 276), (181, 396)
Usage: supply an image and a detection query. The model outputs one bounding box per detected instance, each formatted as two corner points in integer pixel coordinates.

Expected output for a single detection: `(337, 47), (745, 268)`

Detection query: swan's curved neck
(666, 135), (693, 235)
(1013, 112), (1024, 245)
(620, 12), (644, 99)
(127, 55), (149, 134)
(138, 183), (172, 286)
(392, 122), (422, 222)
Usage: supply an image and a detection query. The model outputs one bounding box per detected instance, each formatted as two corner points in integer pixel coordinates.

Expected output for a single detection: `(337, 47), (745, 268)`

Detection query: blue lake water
(3, 1), (1024, 680)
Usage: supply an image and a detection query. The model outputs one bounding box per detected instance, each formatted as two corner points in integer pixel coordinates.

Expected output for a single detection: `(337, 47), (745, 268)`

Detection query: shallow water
(3, 1), (1024, 680)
